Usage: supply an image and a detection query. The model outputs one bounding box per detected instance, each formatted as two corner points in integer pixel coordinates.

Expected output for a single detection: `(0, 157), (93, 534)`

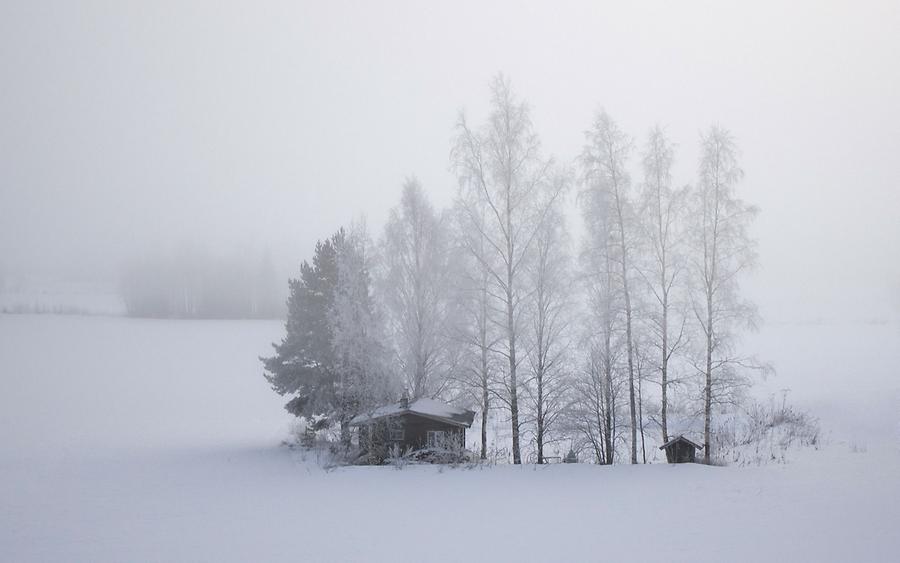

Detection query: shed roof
(349, 398), (475, 428)
(659, 435), (703, 450)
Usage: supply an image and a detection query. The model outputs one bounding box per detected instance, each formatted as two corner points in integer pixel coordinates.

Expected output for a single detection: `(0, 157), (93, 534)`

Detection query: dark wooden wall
(397, 413), (465, 450)
(664, 441), (697, 463)
(359, 413), (466, 459)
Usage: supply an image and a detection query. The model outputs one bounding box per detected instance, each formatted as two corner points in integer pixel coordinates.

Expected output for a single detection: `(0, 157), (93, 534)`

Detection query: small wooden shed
(659, 435), (703, 463)
(350, 395), (475, 463)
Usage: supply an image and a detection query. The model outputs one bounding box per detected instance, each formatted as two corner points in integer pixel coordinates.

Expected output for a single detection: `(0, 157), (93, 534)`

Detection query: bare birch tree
(637, 125), (690, 443)
(380, 178), (459, 399)
(523, 200), (572, 464)
(688, 126), (762, 464)
(452, 74), (564, 464)
(573, 161), (624, 465)
(453, 200), (503, 460)
(570, 328), (623, 465)
(580, 110), (640, 464)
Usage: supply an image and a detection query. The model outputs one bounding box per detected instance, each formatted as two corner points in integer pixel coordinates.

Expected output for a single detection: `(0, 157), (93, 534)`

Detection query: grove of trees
(263, 74), (764, 465)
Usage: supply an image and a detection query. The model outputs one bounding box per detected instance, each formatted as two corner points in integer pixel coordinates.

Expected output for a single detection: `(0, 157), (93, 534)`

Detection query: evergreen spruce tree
(261, 230), (345, 417)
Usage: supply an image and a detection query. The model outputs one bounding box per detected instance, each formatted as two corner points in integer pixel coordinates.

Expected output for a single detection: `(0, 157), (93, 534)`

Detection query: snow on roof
(659, 435), (703, 450)
(350, 397), (475, 427)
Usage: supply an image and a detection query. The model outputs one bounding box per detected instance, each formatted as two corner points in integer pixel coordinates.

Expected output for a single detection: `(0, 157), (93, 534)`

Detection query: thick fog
(1, 0), (898, 322)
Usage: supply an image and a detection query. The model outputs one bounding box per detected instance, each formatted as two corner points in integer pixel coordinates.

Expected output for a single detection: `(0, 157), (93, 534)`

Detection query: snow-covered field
(1, 314), (898, 562)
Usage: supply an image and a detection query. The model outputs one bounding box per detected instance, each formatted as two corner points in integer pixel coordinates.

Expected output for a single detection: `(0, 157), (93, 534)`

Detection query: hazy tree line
(121, 246), (284, 319)
(263, 74), (763, 465)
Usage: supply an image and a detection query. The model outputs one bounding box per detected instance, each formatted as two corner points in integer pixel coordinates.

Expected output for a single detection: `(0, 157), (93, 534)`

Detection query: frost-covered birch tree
(452, 74), (564, 464)
(637, 125), (690, 443)
(331, 222), (398, 443)
(453, 201), (503, 460)
(380, 179), (459, 399)
(572, 165), (623, 465)
(570, 331), (622, 465)
(580, 110), (640, 464)
(524, 200), (572, 464)
(688, 126), (762, 464)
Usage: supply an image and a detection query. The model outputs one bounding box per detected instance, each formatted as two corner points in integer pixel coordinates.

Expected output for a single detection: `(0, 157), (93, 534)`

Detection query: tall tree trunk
(536, 370), (544, 464)
(506, 194), (521, 464)
(603, 331), (614, 465)
(638, 363), (646, 463)
(652, 142), (673, 446)
(480, 311), (489, 460)
(661, 277), (669, 443)
(704, 289), (713, 464)
(508, 289), (520, 464)
(620, 243), (637, 464)
(704, 164), (721, 466)
(535, 286), (546, 464)
(413, 232), (425, 399)
(481, 386), (488, 460)
(477, 257), (491, 460)
(413, 314), (425, 398)
(611, 163), (637, 465)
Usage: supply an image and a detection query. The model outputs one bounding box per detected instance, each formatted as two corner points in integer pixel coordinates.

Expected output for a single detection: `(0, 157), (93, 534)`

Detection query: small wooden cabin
(659, 435), (703, 464)
(350, 395), (475, 462)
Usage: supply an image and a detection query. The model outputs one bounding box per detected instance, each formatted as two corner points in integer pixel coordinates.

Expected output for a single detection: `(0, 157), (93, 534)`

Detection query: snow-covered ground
(1, 314), (898, 562)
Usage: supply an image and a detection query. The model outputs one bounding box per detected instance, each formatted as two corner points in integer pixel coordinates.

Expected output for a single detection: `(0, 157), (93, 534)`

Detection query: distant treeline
(120, 248), (285, 319)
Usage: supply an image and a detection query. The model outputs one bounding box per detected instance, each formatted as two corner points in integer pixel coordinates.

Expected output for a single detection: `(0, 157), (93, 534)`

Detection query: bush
(712, 392), (819, 466)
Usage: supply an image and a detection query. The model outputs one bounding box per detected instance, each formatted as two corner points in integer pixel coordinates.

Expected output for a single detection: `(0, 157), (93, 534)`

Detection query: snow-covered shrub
(287, 418), (311, 446)
(282, 416), (361, 468)
(381, 433), (475, 467)
(849, 440), (868, 454)
(712, 392), (819, 466)
(285, 415), (334, 448)
(407, 432), (470, 465)
(386, 444), (411, 469)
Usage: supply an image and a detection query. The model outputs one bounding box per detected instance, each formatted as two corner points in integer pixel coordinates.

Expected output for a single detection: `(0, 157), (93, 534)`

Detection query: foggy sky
(1, 0), (898, 322)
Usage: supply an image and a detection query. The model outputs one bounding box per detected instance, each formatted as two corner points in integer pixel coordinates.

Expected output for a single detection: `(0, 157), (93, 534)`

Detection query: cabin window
(389, 427), (404, 441)
(427, 430), (446, 447)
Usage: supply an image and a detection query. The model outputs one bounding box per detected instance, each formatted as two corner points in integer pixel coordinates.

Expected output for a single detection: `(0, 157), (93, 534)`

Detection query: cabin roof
(659, 435), (703, 450)
(349, 398), (475, 428)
